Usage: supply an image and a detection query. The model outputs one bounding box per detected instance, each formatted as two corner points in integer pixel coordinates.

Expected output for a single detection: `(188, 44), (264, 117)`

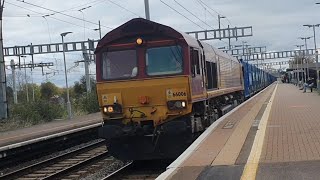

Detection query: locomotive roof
(200, 42), (240, 63)
(95, 18), (200, 52)
(95, 18), (239, 63)
(212, 46), (240, 63)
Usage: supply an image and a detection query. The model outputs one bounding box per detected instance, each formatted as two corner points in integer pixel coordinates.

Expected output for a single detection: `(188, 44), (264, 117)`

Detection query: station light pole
(61, 32), (73, 119)
(299, 36), (312, 82)
(295, 44), (304, 85)
(303, 24), (320, 92)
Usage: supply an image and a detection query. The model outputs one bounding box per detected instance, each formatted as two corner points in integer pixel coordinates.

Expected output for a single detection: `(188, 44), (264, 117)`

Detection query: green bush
(11, 103), (42, 124)
(10, 101), (65, 124)
(35, 101), (65, 121)
(80, 91), (100, 114)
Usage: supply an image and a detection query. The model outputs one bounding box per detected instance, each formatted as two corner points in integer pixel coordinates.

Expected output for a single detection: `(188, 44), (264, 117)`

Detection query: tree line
(5, 75), (99, 124)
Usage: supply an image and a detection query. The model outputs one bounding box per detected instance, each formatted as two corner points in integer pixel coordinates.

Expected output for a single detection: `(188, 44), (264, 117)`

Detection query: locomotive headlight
(103, 107), (108, 113)
(102, 104), (122, 115)
(167, 100), (187, 110)
(136, 38), (143, 45)
(181, 101), (186, 108)
(107, 106), (114, 113)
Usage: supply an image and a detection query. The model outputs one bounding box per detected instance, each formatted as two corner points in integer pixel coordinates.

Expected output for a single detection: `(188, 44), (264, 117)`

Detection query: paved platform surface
(256, 83), (320, 180)
(0, 113), (101, 148)
(158, 83), (320, 180)
(158, 83), (276, 180)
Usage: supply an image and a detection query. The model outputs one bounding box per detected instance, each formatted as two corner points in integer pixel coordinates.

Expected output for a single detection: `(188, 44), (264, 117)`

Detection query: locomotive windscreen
(101, 50), (137, 80)
(146, 45), (183, 76)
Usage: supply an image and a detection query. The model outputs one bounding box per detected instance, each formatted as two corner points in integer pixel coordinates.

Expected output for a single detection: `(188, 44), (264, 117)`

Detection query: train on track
(95, 18), (276, 160)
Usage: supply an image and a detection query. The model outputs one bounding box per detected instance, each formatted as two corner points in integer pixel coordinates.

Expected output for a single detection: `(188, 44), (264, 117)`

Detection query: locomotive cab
(95, 18), (196, 159)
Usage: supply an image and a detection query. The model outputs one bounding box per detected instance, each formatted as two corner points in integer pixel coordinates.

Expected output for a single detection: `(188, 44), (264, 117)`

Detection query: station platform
(0, 112), (102, 151)
(158, 82), (320, 180)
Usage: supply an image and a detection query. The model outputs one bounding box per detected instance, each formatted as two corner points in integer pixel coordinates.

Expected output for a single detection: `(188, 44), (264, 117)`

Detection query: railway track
(103, 160), (171, 180)
(0, 139), (110, 180)
(0, 125), (100, 170)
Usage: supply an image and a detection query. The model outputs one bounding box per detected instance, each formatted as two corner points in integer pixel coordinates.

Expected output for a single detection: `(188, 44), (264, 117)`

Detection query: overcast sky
(3, 0), (320, 87)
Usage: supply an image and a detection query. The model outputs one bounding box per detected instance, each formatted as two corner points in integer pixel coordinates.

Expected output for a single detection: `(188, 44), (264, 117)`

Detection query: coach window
(195, 50), (201, 75)
(206, 61), (218, 89)
(190, 48), (200, 76)
(190, 49), (195, 76)
(211, 62), (218, 88)
(206, 61), (213, 89)
(201, 54), (206, 76)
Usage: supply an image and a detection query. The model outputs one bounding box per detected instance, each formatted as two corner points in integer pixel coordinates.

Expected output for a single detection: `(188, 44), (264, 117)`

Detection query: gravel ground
(0, 118), (34, 133)
(0, 112), (86, 133)
(80, 160), (130, 180)
(0, 139), (104, 176)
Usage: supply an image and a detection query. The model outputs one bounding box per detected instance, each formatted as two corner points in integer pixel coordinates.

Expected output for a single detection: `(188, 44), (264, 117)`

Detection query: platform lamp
(299, 37), (312, 82)
(61, 32), (73, 119)
(295, 44), (304, 85)
(303, 24), (320, 92)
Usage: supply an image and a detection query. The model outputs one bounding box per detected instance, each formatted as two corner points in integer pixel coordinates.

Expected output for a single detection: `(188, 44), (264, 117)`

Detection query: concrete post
(83, 46), (91, 94)
(10, 60), (17, 104)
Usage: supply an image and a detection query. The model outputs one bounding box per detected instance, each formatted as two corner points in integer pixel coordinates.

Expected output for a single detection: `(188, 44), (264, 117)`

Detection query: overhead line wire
(173, 0), (215, 30)
(160, 0), (208, 31)
(53, 0), (107, 14)
(160, 0), (228, 45)
(197, 0), (233, 26)
(6, 1), (96, 30)
(16, 0), (113, 29)
(106, 0), (142, 17)
(196, 0), (226, 28)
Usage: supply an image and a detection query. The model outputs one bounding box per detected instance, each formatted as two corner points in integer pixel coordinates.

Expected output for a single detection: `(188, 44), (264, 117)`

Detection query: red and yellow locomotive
(95, 18), (243, 160)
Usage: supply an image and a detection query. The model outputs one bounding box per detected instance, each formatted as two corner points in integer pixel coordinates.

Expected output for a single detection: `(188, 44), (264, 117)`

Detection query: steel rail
(101, 161), (133, 180)
(0, 139), (107, 179)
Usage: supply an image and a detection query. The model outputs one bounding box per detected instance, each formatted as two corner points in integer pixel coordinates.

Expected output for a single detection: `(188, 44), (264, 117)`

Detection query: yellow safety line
(241, 83), (278, 180)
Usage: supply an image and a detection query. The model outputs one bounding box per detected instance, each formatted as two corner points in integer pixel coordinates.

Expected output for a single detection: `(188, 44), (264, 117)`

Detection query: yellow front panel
(97, 76), (192, 125)
(166, 88), (187, 101)
(101, 93), (122, 105)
